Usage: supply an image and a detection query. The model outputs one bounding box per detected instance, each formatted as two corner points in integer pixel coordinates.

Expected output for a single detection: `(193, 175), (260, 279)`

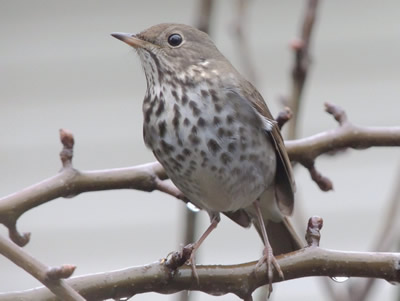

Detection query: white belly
(143, 85), (276, 213)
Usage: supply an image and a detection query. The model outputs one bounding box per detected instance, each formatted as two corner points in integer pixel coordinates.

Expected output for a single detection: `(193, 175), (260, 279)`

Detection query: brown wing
(241, 80), (296, 215)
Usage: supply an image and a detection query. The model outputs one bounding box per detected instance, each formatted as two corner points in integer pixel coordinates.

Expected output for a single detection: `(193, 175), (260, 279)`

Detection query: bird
(111, 23), (303, 294)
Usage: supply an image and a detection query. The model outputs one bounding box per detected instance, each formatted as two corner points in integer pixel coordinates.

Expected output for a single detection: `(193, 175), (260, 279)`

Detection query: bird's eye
(168, 34), (183, 47)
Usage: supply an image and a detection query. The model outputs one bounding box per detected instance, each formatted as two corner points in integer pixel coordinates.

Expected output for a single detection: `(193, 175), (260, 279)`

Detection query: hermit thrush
(112, 23), (303, 293)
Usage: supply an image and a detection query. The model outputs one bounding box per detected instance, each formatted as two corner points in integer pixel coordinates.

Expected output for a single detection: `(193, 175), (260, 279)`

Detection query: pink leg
(253, 200), (284, 296)
(187, 216), (219, 282)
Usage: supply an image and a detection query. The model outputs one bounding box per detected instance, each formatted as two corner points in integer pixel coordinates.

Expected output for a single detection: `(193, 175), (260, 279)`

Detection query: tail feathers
(224, 209), (304, 256)
(255, 216), (304, 256)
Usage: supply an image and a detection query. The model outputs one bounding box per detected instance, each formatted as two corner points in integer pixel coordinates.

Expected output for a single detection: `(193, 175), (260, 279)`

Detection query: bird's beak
(111, 32), (148, 49)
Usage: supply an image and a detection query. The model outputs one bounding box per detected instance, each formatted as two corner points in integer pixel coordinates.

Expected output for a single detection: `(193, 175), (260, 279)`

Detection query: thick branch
(1, 247), (398, 301)
(285, 103), (400, 190)
(1, 105), (400, 244)
(0, 162), (173, 245)
(286, 120), (400, 163)
(0, 234), (83, 301)
(0, 130), (173, 246)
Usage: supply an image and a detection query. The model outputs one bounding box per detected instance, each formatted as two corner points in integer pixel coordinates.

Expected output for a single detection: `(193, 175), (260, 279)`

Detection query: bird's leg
(185, 214), (220, 282)
(253, 199), (284, 296)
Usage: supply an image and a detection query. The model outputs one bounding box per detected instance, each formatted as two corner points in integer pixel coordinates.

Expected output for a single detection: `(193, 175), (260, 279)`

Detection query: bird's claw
(256, 246), (284, 297)
(184, 244), (200, 284)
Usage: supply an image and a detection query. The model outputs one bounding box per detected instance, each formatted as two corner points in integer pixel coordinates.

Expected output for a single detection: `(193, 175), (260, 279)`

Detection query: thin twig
(196, 0), (214, 33)
(230, 0), (258, 84)
(287, 0), (320, 139)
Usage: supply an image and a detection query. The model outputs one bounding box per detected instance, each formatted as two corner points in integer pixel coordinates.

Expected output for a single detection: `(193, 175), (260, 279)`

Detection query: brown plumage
(112, 23), (303, 294)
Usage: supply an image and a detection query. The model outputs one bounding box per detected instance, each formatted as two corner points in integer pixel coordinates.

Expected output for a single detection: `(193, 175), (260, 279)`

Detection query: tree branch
(0, 234), (83, 301)
(1, 104), (400, 245)
(286, 103), (400, 190)
(287, 0), (320, 139)
(230, 0), (258, 84)
(1, 247), (398, 301)
(0, 129), (170, 246)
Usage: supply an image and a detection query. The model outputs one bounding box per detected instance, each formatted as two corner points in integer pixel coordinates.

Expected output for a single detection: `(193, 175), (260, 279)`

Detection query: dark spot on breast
(220, 152), (232, 165)
(173, 163), (183, 171)
(201, 157), (208, 167)
(214, 103), (222, 113)
(209, 89), (218, 102)
(207, 139), (221, 155)
(228, 142), (236, 153)
(211, 165), (217, 172)
(172, 104), (181, 129)
(162, 161), (170, 169)
(169, 157), (183, 170)
(191, 125), (198, 135)
(183, 148), (192, 156)
(176, 154), (185, 162)
(143, 94), (151, 104)
(189, 134), (200, 145)
(201, 90), (209, 98)
(217, 127), (226, 138)
(168, 80), (177, 90)
(172, 90), (178, 99)
(240, 155), (247, 161)
(160, 140), (175, 155)
(158, 121), (166, 137)
(226, 115), (234, 124)
(197, 117), (206, 127)
(183, 118), (191, 126)
(189, 100), (201, 116)
(213, 116), (221, 125)
(208, 89), (218, 101)
(181, 95), (189, 105)
(200, 150), (206, 157)
(155, 100), (165, 116)
(144, 105), (153, 123)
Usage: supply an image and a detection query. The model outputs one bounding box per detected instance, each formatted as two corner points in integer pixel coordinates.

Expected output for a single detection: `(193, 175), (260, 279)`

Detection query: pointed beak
(111, 32), (148, 49)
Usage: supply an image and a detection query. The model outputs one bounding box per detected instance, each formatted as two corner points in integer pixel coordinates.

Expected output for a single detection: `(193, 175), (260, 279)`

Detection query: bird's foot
(184, 243), (200, 283)
(164, 243), (194, 271)
(255, 245), (284, 297)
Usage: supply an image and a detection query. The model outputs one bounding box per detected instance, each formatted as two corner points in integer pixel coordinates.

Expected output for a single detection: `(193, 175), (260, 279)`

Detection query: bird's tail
(226, 207), (304, 255)
(261, 216), (304, 255)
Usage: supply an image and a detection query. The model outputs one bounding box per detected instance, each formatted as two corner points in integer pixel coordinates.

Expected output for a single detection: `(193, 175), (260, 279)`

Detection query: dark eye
(168, 34), (183, 47)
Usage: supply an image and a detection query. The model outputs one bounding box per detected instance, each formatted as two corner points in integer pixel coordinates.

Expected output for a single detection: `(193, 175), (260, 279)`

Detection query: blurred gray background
(1, 0), (399, 300)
